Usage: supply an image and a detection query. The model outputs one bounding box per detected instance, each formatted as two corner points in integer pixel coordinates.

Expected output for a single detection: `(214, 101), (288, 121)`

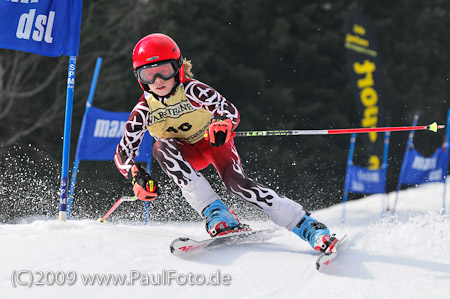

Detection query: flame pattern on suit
(115, 80), (306, 230)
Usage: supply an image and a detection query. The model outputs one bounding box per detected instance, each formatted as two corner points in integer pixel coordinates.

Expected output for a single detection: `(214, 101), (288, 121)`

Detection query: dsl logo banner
(0, 0), (83, 57)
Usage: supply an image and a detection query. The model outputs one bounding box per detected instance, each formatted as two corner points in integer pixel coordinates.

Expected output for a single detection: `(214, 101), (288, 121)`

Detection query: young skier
(114, 33), (339, 253)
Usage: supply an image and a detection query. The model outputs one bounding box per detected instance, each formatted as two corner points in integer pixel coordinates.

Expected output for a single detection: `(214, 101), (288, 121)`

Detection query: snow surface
(1, 183), (450, 299)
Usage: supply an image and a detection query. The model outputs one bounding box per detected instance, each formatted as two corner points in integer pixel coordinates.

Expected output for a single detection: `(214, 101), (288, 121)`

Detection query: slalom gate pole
(58, 56), (77, 222)
(234, 122), (444, 137)
(97, 196), (137, 223)
(67, 57), (103, 220)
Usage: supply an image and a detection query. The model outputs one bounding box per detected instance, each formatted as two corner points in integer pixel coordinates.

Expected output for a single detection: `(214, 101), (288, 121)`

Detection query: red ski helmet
(132, 33), (185, 92)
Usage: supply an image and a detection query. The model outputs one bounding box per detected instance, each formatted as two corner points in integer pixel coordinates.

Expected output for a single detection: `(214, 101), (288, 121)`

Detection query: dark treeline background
(1, 0), (449, 223)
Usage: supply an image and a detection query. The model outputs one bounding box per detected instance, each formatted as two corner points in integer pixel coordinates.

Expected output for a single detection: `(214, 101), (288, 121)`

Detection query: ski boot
(292, 212), (338, 253)
(202, 199), (250, 237)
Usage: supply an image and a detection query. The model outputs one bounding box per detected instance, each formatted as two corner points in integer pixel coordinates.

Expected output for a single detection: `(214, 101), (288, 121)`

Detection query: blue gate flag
(341, 132), (390, 223)
(398, 147), (449, 185)
(76, 106), (153, 162)
(347, 165), (386, 194)
(0, 0), (83, 57)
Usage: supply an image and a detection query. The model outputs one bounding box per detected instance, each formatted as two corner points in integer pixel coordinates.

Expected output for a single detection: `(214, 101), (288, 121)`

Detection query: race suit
(114, 80), (306, 230)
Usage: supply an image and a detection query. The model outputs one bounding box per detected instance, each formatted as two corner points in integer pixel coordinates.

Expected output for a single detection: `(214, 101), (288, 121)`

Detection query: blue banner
(347, 165), (386, 194)
(0, 0), (83, 57)
(399, 147), (449, 185)
(76, 107), (153, 162)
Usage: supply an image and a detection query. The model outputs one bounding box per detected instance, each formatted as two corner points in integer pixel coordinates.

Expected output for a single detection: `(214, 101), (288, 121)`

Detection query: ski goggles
(136, 61), (177, 85)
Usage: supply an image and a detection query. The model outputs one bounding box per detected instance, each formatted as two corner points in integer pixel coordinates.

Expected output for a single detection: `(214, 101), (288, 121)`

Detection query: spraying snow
(1, 183), (449, 299)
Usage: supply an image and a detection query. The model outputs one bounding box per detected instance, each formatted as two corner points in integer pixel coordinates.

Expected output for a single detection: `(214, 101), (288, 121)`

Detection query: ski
(316, 235), (347, 272)
(170, 229), (276, 257)
(171, 229), (347, 272)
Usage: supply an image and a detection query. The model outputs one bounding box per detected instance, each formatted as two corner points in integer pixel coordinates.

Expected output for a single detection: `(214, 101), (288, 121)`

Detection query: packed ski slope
(1, 183), (449, 299)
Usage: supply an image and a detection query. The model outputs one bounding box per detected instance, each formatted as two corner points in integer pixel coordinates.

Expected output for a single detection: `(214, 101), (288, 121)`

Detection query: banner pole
(443, 109), (450, 214)
(380, 131), (390, 218)
(341, 133), (356, 224)
(391, 115), (419, 215)
(67, 57), (103, 219)
(59, 56), (77, 222)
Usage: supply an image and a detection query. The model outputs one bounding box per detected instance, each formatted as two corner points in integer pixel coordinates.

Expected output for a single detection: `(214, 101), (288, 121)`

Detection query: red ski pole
(235, 122), (444, 137)
(97, 196), (137, 223)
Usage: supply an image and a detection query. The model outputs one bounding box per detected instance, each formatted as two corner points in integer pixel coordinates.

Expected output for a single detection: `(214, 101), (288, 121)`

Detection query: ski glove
(206, 119), (236, 147)
(127, 164), (158, 201)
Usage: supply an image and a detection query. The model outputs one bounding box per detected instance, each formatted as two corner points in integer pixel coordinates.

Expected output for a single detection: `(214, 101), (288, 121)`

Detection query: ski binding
(316, 234), (347, 272)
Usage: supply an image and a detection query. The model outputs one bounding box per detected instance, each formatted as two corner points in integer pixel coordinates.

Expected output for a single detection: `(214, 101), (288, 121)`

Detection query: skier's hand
(206, 119), (235, 147)
(127, 164), (158, 201)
